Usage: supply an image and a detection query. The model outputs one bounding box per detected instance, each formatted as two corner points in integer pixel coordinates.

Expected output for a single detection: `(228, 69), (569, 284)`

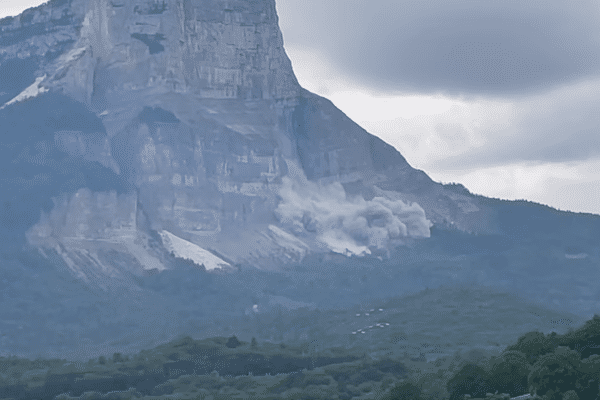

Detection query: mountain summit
(0, 0), (470, 275)
(2, 0), (600, 360)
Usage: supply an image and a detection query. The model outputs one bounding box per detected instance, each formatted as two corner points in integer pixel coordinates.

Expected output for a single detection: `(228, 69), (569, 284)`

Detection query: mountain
(1, 0), (599, 361)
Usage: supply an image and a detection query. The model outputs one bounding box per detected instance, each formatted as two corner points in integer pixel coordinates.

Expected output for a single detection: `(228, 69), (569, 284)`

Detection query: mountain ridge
(1, 0), (456, 272)
(2, 0), (600, 361)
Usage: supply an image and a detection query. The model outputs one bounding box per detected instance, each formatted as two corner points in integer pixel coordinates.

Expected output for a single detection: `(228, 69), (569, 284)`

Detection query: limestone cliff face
(7, 0), (600, 365)
(42, 0), (301, 104)
(0, 0), (495, 280)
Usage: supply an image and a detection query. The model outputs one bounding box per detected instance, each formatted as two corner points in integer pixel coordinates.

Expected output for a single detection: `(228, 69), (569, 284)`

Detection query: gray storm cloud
(424, 79), (600, 171)
(277, 0), (600, 98)
(274, 177), (432, 256)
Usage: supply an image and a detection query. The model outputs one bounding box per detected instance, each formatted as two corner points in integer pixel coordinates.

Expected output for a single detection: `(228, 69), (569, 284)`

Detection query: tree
(572, 354), (600, 399)
(446, 363), (491, 400)
(387, 381), (422, 400)
(251, 337), (258, 348)
(527, 346), (581, 400)
(226, 335), (241, 349)
(486, 350), (530, 396)
(562, 390), (580, 400)
(505, 331), (555, 365)
(558, 314), (600, 359)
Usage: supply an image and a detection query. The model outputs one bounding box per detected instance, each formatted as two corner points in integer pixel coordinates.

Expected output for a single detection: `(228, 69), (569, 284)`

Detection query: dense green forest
(2, 313), (600, 400)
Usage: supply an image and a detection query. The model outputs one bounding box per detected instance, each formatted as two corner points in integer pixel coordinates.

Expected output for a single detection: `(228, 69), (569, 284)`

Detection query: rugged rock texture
(3, 0), (600, 361)
(0, 0), (581, 277)
(1, 0), (480, 278)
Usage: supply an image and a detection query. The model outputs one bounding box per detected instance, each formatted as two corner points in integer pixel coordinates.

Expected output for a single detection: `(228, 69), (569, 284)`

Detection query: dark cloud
(277, 0), (600, 99)
(430, 129), (600, 171)
(428, 80), (600, 169)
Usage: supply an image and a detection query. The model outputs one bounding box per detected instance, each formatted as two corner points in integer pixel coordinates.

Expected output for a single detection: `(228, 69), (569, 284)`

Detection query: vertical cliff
(4, 0), (600, 364)
(40, 0), (301, 104)
(0, 0), (496, 277)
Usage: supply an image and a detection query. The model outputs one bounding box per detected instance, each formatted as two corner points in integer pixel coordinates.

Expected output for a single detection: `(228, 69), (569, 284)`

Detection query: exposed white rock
(0, 0), (464, 273)
(267, 295), (316, 311)
(120, 236), (166, 272)
(3, 0), (452, 285)
(1, 75), (48, 110)
(159, 230), (230, 271)
(565, 253), (588, 259)
(265, 225), (310, 260)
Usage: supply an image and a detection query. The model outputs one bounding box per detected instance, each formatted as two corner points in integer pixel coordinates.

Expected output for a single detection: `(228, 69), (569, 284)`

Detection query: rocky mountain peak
(4, 0), (600, 364)
(17, 0), (299, 105)
(0, 0), (490, 280)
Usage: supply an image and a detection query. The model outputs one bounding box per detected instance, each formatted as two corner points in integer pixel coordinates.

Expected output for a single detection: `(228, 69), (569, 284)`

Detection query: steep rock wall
(0, 0), (485, 277)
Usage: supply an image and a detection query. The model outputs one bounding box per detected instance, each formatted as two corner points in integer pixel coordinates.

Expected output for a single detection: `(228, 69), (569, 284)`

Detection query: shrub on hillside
(486, 350), (530, 396)
(347, 366), (384, 386)
(387, 380), (422, 400)
(505, 331), (555, 365)
(446, 363), (491, 400)
(562, 390), (580, 400)
(572, 354), (600, 399)
(225, 335), (241, 349)
(371, 357), (407, 375)
(527, 346), (581, 400)
(269, 371), (331, 394)
(559, 314), (600, 359)
(112, 352), (124, 363)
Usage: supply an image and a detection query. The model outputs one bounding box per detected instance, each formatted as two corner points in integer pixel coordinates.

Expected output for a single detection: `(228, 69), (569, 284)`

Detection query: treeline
(446, 314), (600, 400)
(0, 335), (405, 400)
(2, 315), (600, 399)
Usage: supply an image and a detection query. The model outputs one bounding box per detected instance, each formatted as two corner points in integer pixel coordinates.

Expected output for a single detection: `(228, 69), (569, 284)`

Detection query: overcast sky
(2, 0), (600, 215)
(274, 0), (600, 215)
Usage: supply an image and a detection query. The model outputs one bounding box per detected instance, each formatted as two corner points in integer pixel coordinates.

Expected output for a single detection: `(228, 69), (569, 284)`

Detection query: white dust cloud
(274, 177), (432, 256)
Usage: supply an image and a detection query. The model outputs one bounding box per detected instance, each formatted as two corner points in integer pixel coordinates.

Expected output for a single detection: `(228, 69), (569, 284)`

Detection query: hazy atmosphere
(276, 0), (600, 215)
(3, 2), (600, 399)
(3, 0), (600, 215)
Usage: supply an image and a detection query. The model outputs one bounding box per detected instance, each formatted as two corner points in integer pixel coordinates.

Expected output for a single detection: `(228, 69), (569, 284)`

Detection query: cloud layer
(320, 81), (600, 215)
(274, 177), (432, 256)
(336, 78), (600, 171)
(278, 0), (600, 98)
(427, 160), (600, 215)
